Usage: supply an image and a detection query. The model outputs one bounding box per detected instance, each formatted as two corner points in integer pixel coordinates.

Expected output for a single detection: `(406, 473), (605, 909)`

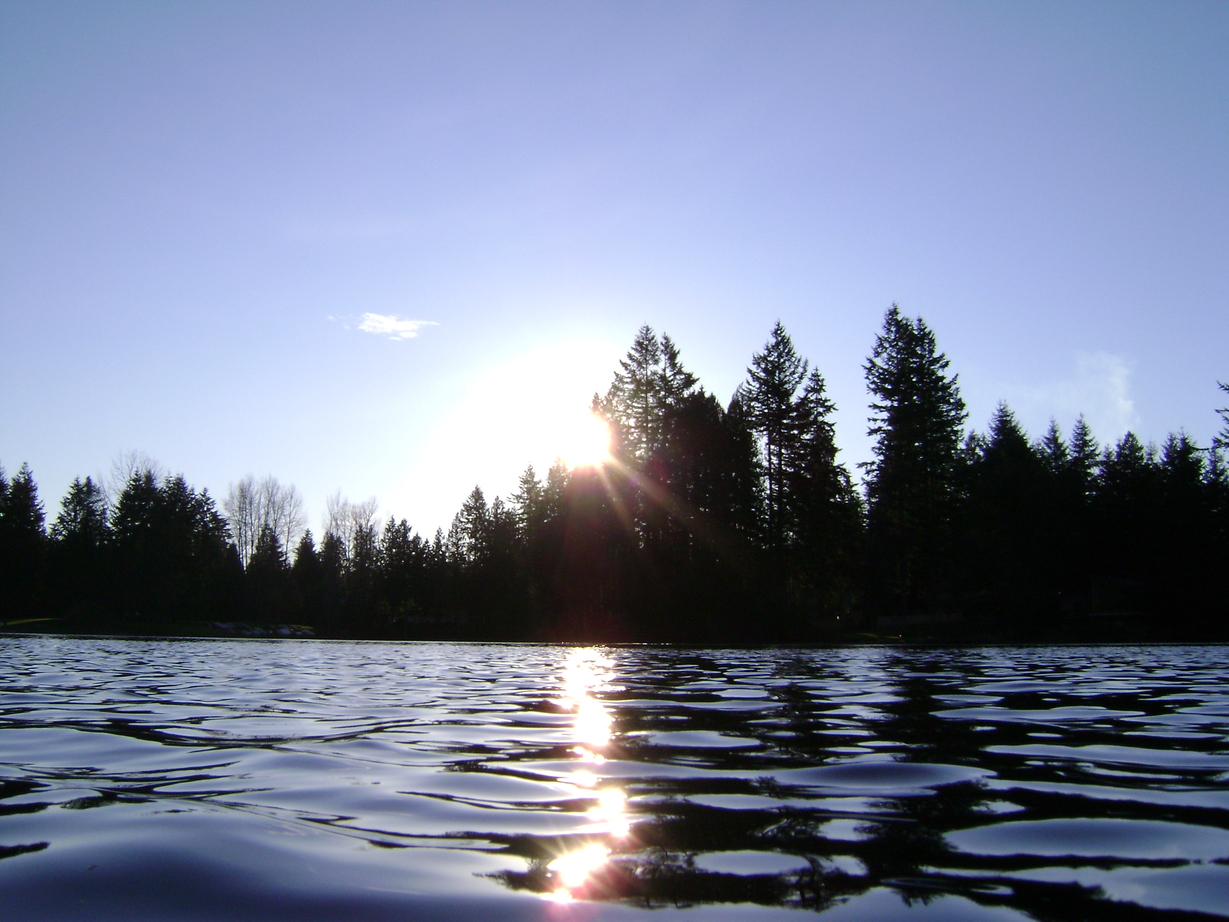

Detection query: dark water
(2, 639), (1228, 920)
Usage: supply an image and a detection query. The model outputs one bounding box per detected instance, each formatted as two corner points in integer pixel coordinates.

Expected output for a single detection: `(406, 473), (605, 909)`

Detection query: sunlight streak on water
(560, 648), (615, 750)
(547, 648), (626, 896)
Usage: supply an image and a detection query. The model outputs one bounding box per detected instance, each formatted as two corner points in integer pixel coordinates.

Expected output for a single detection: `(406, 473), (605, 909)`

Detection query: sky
(2, 1), (1226, 536)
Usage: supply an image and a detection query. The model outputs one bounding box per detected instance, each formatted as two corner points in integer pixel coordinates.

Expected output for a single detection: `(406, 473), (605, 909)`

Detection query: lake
(1, 638), (1228, 920)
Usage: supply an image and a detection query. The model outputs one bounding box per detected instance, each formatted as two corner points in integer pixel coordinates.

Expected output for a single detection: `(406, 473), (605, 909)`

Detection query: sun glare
(559, 412), (613, 469)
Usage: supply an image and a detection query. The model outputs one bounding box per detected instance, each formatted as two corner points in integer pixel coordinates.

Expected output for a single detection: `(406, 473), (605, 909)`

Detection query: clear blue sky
(2, 1), (1226, 535)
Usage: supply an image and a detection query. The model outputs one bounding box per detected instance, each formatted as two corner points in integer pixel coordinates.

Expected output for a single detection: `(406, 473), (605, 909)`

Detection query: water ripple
(1, 637), (1228, 919)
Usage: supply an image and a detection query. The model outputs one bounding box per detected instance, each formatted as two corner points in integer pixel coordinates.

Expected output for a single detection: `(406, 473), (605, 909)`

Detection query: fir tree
(863, 305), (967, 616)
(789, 370), (863, 619)
(1215, 382), (1229, 452)
(603, 325), (664, 462)
(448, 486), (489, 565)
(48, 476), (111, 621)
(0, 463), (46, 617)
(741, 321), (810, 548)
(246, 523), (296, 622)
(960, 403), (1051, 628)
(51, 477), (109, 545)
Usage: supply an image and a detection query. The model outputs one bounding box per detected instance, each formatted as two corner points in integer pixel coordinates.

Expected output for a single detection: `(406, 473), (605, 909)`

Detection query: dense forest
(3, 307), (1227, 643)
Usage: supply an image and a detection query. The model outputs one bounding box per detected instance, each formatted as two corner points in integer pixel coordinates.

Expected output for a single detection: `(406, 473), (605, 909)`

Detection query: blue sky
(2, 1), (1226, 535)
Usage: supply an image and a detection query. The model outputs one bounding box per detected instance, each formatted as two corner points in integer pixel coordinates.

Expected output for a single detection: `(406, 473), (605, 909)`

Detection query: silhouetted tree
(110, 470), (238, 625)
(863, 305), (967, 617)
(958, 404), (1052, 631)
(1151, 432), (1224, 633)
(552, 466), (633, 640)
(647, 389), (759, 637)
(291, 530), (324, 623)
(741, 321), (810, 549)
(1215, 382), (1229, 452)
(49, 476), (111, 620)
(346, 516), (380, 634)
(0, 463), (47, 618)
(602, 325), (666, 463)
(448, 486), (489, 565)
(314, 530), (348, 632)
(788, 370), (864, 624)
(375, 518), (428, 634)
(245, 523), (297, 622)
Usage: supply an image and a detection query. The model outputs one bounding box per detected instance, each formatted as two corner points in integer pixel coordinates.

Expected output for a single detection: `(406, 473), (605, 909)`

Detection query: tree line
(3, 306), (1227, 642)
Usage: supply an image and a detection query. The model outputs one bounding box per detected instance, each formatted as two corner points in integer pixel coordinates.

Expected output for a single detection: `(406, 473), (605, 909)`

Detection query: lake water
(2, 638), (1228, 920)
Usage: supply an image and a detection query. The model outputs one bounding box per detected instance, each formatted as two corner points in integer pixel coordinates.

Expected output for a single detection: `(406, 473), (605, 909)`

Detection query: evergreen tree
(313, 531), (347, 631)
(720, 395), (766, 542)
(291, 529), (323, 617)
(1031, 418), (1095, 620)
(863, 305), (967, 616)
(788, 370), (863, 622)
(246, 523), (296, 622)
(603, 325), (664, 463)
(345, 517), (380, 634)
(376, 518), (428, 633)
(1, 463), (46, 538)
(49, 476), (111, 621)
(512, 466), (547, 546)
(110, 470), (236, 624)
(0, 463), (47, 618)
(659, 334), (699, 407)
(1215, 382), (1229, 452)
(1068, 416), (1100, 493)
(512, 464), (556, 626)
(448, 486), (489, 565)
(1160, 433), (1217, 604)
(601, 326), (698, 467)
(1037, 419), (1069, 476)
(1087, 432), (1160, 626)
(51, 477), (109, 544)
(741, 321), (809, 548)
(959, 403), (1052, 630)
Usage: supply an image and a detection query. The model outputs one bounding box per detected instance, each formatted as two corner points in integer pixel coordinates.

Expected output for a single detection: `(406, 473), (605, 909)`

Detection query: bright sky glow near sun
(1, 1), (1226, 535)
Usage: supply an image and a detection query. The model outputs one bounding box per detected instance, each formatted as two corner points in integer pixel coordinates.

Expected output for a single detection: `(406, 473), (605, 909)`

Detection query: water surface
(2, 638), (1228, 920)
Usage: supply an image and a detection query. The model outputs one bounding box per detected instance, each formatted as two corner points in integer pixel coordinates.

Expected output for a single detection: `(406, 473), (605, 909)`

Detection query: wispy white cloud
(1063, 351), (1139, 436)
(351, 313), (438, 341)
(1003, 351), (1139, 442)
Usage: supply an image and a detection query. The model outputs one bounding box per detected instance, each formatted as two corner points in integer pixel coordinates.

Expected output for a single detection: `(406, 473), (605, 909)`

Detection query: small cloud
(355, 313), (438, 341)
(1066, 351), (1138, 436)
(1007, 351), (1139, 441)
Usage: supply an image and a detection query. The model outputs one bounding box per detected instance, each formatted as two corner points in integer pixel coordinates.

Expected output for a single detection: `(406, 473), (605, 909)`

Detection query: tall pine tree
(863, 305), (967, 617)
(0, 463), (46, 618)
(741, 321), (809, 549)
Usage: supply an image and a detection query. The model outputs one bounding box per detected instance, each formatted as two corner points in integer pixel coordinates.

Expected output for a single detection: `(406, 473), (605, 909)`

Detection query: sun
(558, 412), (613, 469)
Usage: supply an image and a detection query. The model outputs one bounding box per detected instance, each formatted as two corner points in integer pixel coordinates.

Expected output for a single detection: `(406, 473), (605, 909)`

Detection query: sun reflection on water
(547, 648), (629, 899)
(588, 787), (630, 837)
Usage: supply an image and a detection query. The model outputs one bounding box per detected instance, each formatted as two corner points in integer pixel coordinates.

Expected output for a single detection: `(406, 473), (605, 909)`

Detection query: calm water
(2, 639), (1228, 920)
